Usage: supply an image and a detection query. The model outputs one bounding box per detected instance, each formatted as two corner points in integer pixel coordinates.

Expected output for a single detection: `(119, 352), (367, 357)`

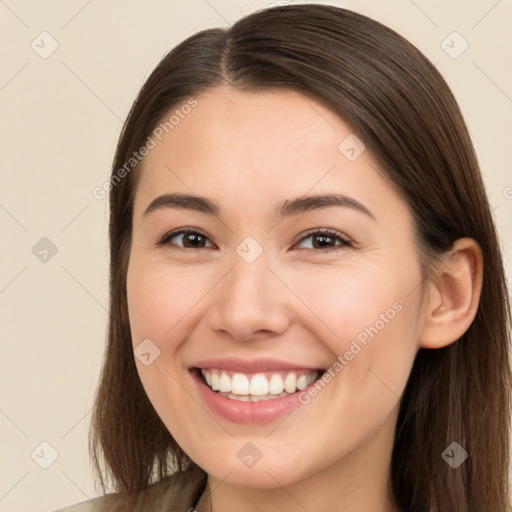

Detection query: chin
(192, 442), (316, 490)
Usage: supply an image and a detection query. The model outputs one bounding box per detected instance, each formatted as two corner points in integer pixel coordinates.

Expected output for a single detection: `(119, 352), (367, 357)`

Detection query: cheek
(126, 264), (195, 428)
(288, 262), (420, 389)
(126, 264), (199, 345)
(287, 264), (406, 344)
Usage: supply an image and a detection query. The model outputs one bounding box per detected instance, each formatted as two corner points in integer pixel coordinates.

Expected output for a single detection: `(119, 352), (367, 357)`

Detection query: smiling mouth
(194, 368), (325, 402)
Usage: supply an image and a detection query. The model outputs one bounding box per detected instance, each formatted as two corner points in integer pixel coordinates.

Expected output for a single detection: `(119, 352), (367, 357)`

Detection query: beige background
(0, 0), (511, 510)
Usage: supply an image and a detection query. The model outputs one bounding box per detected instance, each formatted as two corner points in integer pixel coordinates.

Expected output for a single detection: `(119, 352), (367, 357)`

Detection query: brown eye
(295, 229), (352, 253)
(158, 229), (214, 250)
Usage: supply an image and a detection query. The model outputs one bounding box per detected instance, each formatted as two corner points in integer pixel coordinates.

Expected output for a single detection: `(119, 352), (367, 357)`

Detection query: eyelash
(156, 227), (353, 254)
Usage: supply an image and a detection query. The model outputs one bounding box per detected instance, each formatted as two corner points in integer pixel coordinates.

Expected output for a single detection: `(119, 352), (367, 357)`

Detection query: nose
(206, 248), (292, 342)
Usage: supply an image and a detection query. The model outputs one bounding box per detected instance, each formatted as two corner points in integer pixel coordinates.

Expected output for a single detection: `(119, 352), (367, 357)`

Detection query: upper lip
(191, 358), (325, 374)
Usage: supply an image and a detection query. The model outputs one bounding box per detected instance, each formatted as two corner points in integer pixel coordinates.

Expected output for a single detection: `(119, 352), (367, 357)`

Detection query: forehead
(162, 87), (345, 157)
(133, 85), (407, 226)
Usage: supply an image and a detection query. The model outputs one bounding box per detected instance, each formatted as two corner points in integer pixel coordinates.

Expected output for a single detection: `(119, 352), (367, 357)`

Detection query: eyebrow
(142, 192), (376, 221)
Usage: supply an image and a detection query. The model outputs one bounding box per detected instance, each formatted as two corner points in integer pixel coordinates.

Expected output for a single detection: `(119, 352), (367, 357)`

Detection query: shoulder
(52, 493), (117, 512)
(52, 464), (207, 512)
(51, 493), (118, 512)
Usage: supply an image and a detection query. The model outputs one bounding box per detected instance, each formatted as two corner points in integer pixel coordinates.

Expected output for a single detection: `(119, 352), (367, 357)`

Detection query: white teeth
(219, 391), (291, 401)
(232, 373), (250, 395)
(269, 373), (284, 395)
(199, 368), (320, 399)
(284, 373), (297, 393)
(219, 372), (231, 392)
(296, 374), (309, 390)
(211, 371), (220, 391)
(250, 374), (269, 396)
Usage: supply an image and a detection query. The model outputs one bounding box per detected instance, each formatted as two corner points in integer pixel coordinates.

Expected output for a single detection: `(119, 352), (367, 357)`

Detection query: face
(126, 85), (426, 489)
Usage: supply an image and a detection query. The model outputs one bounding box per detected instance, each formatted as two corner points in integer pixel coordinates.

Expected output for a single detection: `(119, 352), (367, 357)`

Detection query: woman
(55, 3), (511, 511)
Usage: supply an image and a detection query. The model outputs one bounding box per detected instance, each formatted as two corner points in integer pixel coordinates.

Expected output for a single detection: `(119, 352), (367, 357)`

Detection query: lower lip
(190, 369), (319, 425)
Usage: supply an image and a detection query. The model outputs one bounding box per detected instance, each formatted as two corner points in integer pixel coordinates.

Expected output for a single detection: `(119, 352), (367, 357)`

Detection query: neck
(195, 406), (400, 512)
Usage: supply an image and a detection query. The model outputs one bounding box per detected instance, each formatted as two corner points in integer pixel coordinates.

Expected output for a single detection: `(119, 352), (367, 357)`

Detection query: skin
(126, 85), (483, 512)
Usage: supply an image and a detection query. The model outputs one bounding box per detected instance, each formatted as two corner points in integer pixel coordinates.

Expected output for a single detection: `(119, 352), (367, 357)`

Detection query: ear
(419, 238), (483, 349)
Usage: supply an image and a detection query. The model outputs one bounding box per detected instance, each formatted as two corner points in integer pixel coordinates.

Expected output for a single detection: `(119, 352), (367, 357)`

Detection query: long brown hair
(89, 4), (511, 510)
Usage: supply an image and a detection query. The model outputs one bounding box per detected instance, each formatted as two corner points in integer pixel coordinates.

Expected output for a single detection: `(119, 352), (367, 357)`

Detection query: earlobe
(418, 238), (483, 349)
